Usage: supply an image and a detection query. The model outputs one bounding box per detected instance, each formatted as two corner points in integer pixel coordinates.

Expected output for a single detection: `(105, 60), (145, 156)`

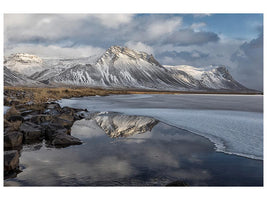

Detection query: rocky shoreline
(3, 87), (161, 180)
(4, 100), (90, 179)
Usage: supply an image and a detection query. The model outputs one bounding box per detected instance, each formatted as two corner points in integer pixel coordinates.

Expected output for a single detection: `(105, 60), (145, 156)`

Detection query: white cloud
(190, 22), (206, 30)
(194, 14), (212, 18)
(155, 37), (244, 68)
(146, 17), (182, 39)
(92, 14), (134, 28)
(125, 41), (154, 54)
(4, 44), (105, 59)
(4, 14), (90, 43)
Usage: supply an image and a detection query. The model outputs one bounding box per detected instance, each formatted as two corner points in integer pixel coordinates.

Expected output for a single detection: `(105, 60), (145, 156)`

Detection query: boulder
(20, 121), (44, 141)
(43, 108), (61, 115)
(46, 103), (62, 110)
(45, 126), (69, 141)
(7, 115), (24, 122)
(50, 117), (74, 129)
(4, 150), (19, 172)
(60, 107), (75, 115)
(20, 110), (38, 116)
(52, 133), (82, 147)
(58, 113), (75, 122)
(4, 132), (23, 148)
(4, 119), (22, 131)
(29, 114), (54, 124)
(44, 103), (62, 115)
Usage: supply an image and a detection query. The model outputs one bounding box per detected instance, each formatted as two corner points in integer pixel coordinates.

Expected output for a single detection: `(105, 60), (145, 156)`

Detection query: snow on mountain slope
(50, 46), (189, 90)
(4, 53), (101, 80)
(4, 66), (44, 86)
(164, 65), (248, 90)
(4, 47), (251, 92)
(4, 53), (44, 76)
(31, 55), (101, 82)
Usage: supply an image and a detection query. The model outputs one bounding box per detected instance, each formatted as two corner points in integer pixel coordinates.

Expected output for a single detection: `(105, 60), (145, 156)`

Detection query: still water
(5, 112), (263, 186)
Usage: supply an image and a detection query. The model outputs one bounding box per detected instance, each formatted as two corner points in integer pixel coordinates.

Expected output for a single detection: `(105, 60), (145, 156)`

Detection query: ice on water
(58, 94), (263, 160)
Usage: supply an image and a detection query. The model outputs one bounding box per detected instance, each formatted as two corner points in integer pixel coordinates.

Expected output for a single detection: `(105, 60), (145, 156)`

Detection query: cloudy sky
(4, 14), (263, 90)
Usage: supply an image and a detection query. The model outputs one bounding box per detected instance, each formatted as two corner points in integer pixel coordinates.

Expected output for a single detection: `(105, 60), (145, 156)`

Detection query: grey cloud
(4, 14), (134, 49)
(4, 14), (220, 54)
(231, 32), (263, 91)
(164, 29), (220, 46)
(157, 50), (209, 62)
(152, 38), (244, 71)
(4, 14), (263, 92)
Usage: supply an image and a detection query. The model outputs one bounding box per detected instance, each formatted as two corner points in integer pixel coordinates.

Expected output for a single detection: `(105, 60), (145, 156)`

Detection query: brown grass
(4, 86), (185, 105)
(4, 86), (132, 104)
(4, 86), (261, 106)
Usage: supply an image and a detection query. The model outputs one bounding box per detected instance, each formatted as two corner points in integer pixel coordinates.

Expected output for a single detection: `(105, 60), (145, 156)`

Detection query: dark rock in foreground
(4, 150), (20, 178)
(7, 115), (24, 122)
(52, 133), (82, 147)
(4, 131), (23, 149)
(20, 121), (44, 142)
(4, 101), (87, 179)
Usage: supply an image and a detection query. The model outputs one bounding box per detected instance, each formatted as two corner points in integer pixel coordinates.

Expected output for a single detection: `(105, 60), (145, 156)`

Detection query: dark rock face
(46, 103), (62, 110)
(20, 121), (44, 142)
(13, 102), (85, 147)
(4, 132), (23, 149)
(7, 115), (24, 122)
(52, 133), (82, 147)
(4, 150), (19, 172)
(45, 126), (69, 141)
(28, 114), (54, 124)
(50, 117), (74, 129)
(4, 101), (87, 179)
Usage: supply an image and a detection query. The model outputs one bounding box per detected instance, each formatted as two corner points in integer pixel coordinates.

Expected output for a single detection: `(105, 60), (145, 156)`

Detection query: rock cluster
(4, 102), (86, 179)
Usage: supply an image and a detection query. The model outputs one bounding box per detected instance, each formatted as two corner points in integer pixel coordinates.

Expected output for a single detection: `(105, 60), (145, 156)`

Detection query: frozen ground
(58, 94), (263, 160)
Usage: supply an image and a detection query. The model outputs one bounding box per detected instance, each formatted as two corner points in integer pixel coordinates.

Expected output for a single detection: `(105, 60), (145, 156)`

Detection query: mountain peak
(106, 45), (148, 57)
(5, 53), (43, 64)
(97, 46), (161, 67)
(4, 53), (44, 76)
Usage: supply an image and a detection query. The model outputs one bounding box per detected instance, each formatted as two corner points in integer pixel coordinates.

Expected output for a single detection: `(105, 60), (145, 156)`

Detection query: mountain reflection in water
(4, 112), (263, 186)
(94, 112), (158, 138)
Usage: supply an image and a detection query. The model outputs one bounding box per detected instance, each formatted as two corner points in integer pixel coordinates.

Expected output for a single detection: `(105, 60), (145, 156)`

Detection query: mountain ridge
(3, 46), (257, 92)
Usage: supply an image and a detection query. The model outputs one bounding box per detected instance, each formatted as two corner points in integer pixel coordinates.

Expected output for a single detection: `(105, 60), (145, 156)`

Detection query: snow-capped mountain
(4, 53), (44, 76)
(4, 66), (44, 86)
(4, 46), (253, 92)
(165, 65), (247, 90)
(4, 53), (100, 80)
(49, 46), (191, 89)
